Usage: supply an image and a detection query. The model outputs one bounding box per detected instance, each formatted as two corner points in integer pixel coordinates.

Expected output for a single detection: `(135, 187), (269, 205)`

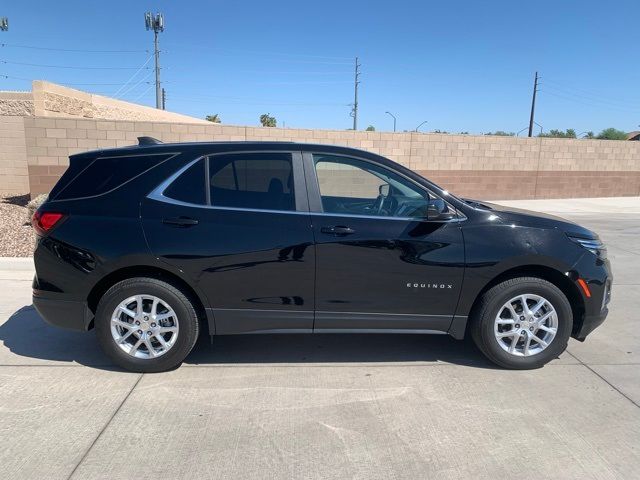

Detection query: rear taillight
(32, 211), (66, 235)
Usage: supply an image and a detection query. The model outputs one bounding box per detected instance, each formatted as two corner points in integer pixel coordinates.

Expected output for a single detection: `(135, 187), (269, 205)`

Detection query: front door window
(314, 154), (430, 218)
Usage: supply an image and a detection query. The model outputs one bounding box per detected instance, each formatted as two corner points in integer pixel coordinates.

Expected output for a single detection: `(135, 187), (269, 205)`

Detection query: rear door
(304, 152), (465, 333)
(141, 150), (316, 334)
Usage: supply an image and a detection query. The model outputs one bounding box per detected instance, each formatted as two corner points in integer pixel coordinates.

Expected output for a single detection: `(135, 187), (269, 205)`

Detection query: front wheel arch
(464, 265), (584, 338)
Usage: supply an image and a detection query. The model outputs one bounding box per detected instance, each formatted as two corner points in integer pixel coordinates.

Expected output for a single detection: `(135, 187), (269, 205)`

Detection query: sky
(1, 0), (639, 134)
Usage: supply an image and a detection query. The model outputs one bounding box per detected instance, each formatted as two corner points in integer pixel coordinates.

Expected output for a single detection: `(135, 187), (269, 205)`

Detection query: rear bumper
(32, 293), (91, 331)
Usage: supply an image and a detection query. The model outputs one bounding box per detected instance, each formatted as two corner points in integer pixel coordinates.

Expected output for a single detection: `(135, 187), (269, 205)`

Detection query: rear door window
(208, 153), (295, 211)
(163, 159), (207, 205)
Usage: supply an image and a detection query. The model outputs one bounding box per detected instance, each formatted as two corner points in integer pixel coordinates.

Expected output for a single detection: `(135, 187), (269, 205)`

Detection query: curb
(0, 257), (34, 270)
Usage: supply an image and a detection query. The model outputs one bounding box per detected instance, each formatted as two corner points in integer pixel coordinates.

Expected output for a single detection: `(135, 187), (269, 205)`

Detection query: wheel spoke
(536, 310), (554, 324)
(531, 335), (548, 348)
(144, 339), (158, 357)
(497, 330), (516, 338)
(520, 295), (531, 315)
(155, 334), (169, 350)
(151, 297), (159, 317)
(523, 335), (532, 356)
(155, 313), (174, 322)
(509, 333), (520, 353)
(496, 318), (515, 325)
(538, 324), (556, 334)
(118, 306), (136, 318)
(530, 299), (546, 315)
(117, 329), (135, 344)
(506, 303), (519, 320)
(129, 338), (143, 355)
(112, 318), (134, 330)
(159, 326), (177, 334)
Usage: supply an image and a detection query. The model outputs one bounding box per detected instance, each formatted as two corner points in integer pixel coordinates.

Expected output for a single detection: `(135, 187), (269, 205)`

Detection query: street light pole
(145, 12), (165, 110)
(415, 120), (428, 132)
(385, 111), (397, 132)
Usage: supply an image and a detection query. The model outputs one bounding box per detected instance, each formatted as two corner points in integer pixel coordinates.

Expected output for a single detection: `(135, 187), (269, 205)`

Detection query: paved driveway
(1, 198), (639, 480)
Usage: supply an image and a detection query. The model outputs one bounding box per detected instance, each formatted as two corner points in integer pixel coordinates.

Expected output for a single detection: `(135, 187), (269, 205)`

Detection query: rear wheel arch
(86, 265), (209, 332)
(465, 265), (584, 336)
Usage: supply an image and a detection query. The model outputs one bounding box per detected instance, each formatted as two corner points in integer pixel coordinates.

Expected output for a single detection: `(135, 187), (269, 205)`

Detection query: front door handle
(321, 225), (355, 236)
(162, 216), (199, 227)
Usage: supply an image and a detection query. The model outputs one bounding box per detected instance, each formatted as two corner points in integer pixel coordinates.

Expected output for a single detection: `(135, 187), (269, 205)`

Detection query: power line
(112, 55), (154, 98)
(0, 74), (142, 86)
(541, 90), (640, 113)
(0, 42), (146, 53)
(543, 83), (640, 108)
(0, 60), (149, 70)
(544, 78), (640, 105)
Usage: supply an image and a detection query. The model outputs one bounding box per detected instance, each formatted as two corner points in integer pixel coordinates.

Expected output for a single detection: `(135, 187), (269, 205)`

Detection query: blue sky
(1, 1), (639, 134)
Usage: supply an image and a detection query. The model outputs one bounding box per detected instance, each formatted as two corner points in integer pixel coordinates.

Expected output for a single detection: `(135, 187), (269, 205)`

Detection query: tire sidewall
(95, 278), (198, 372)
(478, 279), (572, 368)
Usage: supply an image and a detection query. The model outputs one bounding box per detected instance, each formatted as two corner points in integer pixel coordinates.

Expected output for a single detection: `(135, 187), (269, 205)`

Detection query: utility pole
(528, 71), (539, 137)
(351, 57), (361, 130)
(145, 12), (164, 109)
(0, 16), (9, 31)
(161, 87), (166, 110)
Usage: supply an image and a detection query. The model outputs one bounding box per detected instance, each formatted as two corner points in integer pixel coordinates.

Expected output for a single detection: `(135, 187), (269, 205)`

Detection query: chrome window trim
(148, 151), (465, 223)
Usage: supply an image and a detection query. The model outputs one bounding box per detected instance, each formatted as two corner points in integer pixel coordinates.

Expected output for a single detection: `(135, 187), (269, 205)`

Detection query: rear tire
(470, 277), (572, 369)
(95, 277), (200, 373)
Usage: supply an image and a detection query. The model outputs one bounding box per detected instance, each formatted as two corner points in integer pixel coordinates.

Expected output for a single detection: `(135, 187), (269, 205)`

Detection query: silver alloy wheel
(110, 294), (179, 359)
(494, 294), (558, 357)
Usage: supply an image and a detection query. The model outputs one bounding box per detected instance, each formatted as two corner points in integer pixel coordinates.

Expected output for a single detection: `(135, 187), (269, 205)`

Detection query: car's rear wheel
(470, 277), (572, 369)
(95, 277), (200, 372)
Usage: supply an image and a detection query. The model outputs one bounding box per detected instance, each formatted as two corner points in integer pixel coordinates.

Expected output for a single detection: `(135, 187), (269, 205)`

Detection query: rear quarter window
(53, 153), (174, 200)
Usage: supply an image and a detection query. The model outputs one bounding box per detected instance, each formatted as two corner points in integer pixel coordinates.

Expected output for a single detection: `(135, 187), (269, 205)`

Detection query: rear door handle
(162, 216), (199, 227)
(320, 225), (355, 236)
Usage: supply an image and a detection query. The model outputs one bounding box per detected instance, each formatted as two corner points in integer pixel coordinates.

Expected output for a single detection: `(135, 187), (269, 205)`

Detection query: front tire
(95, 277), (200, 373)
(470, 277), (572, 369)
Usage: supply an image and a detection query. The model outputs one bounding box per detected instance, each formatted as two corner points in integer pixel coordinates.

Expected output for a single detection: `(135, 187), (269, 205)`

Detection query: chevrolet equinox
(31, 138), (611, 372)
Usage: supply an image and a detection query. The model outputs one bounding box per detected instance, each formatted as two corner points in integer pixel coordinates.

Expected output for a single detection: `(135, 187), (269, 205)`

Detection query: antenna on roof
(137, 136), (163, 146)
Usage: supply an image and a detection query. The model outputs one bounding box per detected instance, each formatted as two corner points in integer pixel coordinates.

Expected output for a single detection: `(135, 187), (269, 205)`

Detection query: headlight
(567, 235), (607, 259)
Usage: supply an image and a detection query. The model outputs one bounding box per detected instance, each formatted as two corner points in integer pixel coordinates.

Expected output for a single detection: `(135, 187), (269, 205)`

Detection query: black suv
(32, 139), (611, 372)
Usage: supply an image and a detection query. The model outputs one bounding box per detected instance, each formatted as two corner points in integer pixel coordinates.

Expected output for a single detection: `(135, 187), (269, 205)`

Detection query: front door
(142, 151), (315, 334)
(304, 152), (465, 332)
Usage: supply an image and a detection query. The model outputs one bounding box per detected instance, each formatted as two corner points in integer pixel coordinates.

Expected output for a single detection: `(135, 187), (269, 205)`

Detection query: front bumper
(571, 254), (612, 341)
(32, 292), (91, 331)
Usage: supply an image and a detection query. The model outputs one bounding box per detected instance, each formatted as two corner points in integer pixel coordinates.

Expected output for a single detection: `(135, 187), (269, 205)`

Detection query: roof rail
(137, 136), (163, 146)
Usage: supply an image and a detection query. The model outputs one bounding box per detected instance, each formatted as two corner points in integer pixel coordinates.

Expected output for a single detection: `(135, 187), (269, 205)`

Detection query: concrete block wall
(0, 116), (29, 194)
(20, 116), (640, 198)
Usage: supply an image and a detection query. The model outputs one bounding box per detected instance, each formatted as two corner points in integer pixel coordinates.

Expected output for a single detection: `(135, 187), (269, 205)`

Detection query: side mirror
(379, 183), (390, 197)
(427, 198), (455, 221)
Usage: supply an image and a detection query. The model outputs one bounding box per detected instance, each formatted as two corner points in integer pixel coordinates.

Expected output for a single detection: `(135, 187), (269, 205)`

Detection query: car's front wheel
(470, 277), (573, 369)
(95, 277), (200, 372)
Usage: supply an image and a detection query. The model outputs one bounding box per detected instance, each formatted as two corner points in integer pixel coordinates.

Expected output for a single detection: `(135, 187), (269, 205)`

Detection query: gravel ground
(0, 193), (35, 257)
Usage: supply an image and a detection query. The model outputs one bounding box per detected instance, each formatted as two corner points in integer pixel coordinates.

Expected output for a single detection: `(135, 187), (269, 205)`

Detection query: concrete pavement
(1, 197), (639, 479)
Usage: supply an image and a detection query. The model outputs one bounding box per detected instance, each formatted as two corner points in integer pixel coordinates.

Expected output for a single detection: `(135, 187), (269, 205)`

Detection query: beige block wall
(0, 116), (29, 194)
(18, 116), (640, 198)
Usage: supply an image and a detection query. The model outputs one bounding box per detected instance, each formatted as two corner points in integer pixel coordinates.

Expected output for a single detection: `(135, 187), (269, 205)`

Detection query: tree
(583, 131), (595, 139)
(205, 114), (221, 123)
(596, 128), (627, 141)
(365, 125), (376, 131)
(259, 113), (277, 127)
(485, 131), (514, 136)
(539, 129), (576, 138)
